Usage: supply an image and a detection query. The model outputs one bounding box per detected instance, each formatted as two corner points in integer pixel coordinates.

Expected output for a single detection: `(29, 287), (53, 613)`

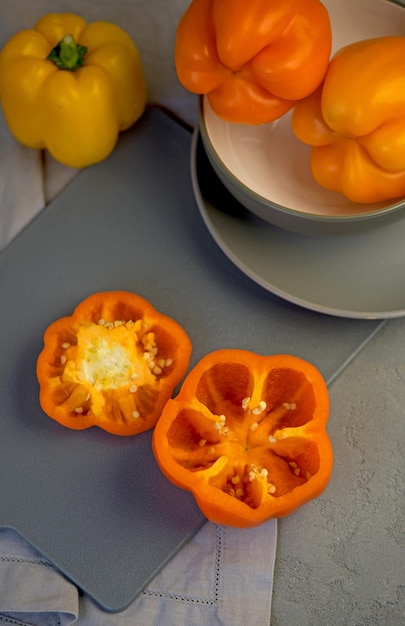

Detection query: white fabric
(0, 521), (277, 626)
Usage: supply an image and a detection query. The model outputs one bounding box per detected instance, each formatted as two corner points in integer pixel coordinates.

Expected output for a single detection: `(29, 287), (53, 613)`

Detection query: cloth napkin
(0, 521), (276, 626)
(0, 97), (277, 626)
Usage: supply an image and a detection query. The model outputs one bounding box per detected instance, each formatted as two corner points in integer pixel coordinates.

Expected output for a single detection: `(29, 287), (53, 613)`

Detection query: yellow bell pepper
(0, 13), (147, 168)
(291, 37), (405, 203)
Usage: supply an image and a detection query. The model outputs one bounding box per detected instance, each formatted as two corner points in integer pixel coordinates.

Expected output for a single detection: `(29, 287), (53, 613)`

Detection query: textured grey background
(272, 319), (405, 625)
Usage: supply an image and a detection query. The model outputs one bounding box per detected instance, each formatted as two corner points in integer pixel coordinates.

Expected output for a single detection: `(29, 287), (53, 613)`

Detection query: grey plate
(191, 131), (405, 319)
(0, 108), (384, 613)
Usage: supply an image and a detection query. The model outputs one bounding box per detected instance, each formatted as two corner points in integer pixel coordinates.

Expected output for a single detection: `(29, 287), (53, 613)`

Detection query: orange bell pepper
(291, 37), (405, 203)
(175, 0), (332, 125)
(36, 291), (192, 436)
(152, 350), (332, 528)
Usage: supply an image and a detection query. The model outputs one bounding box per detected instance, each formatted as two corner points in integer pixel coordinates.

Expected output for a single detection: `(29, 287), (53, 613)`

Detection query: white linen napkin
(0, 521), (277, 626)
(0, 109), (44, 250)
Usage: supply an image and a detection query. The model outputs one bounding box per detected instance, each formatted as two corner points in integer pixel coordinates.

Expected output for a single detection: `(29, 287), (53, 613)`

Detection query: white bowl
(199, 0), (405, 236)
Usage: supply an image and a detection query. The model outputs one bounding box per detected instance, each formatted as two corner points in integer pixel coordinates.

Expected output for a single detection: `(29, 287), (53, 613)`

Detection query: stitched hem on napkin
(0, 530), (78, 626)
(76, 520), (277, 626)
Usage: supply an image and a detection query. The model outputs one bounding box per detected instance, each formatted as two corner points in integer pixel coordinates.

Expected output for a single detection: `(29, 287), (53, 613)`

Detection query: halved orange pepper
(36, 291), (192, 436)
(175, 0), (332, 124)
(152, 350), (332, 528)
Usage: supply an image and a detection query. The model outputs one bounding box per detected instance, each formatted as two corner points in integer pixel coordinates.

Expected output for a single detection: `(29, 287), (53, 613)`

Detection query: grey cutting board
(0, 106), (383, 611)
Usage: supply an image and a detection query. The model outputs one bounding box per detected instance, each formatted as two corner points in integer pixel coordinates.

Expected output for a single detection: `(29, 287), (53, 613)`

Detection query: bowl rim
(199, 95), (405, 225)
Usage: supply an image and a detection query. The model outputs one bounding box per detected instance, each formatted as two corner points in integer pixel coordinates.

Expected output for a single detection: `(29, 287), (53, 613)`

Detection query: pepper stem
(47, 34), (87, 71)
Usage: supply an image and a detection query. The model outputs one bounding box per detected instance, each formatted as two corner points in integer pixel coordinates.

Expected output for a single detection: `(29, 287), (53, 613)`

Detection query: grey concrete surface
(271, 318), (405, 625)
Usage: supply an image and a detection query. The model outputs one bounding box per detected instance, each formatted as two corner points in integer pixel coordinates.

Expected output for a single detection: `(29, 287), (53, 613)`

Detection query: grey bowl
(199, 96), (405, 237)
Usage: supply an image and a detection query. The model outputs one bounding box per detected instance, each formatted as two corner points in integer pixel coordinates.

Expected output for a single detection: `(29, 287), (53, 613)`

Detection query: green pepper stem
(47, 34), (87, 71)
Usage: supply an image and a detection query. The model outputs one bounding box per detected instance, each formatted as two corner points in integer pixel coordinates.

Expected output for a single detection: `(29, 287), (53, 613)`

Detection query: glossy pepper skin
(291, 37), (405, 203)
(0, 13), (147, 168)
(175, 0), (332, 125)
(36, 292), (192, 436)
(152, 350), (332, 528)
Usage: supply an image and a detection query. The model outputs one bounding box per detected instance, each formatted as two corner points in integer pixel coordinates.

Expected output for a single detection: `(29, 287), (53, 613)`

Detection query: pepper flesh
(0, 13), (147, 167)
(291, 37), (405, 203)
(175, 0), (332, 125)
(36, 291), (192, 436)
(152, 350), (332, 528)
